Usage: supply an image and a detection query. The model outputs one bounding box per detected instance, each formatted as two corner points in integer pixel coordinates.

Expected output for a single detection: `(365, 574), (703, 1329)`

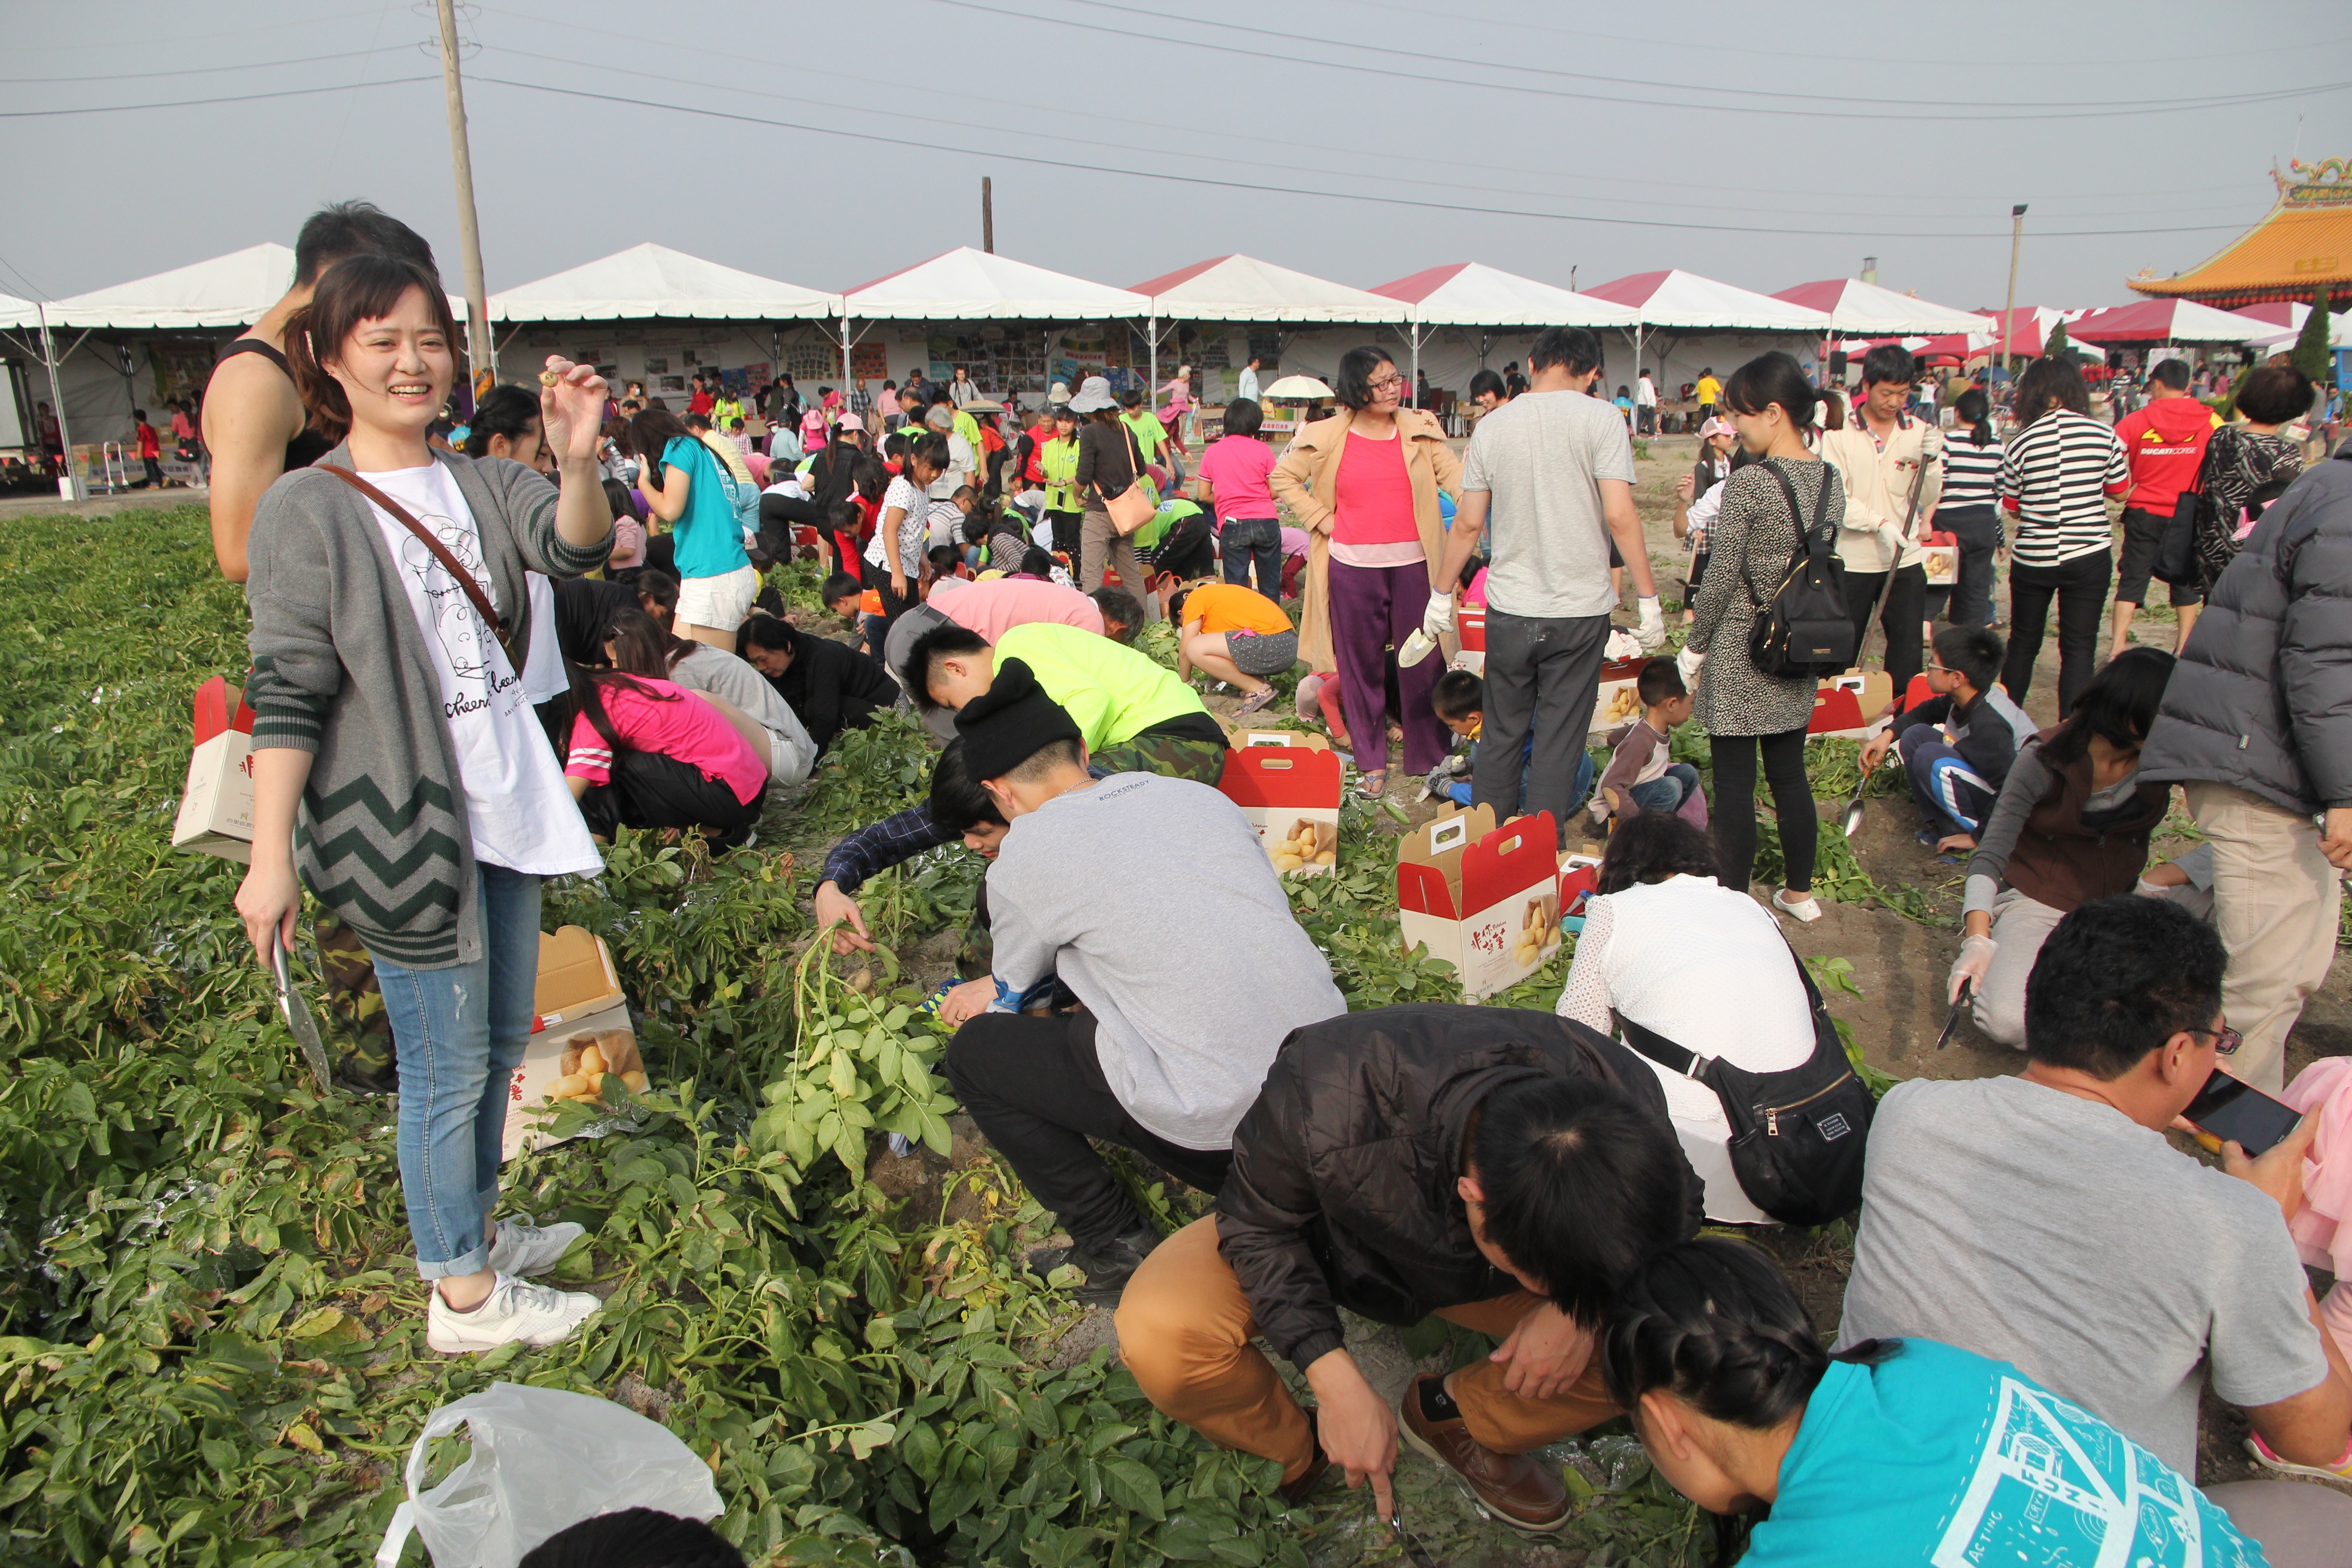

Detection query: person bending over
(563, 616), (768, 851)
(602, 607), (814, 786)
(1857, 622), (2033, 855)
(1840, 895), (2352, 1482)
(1169, 580), (1296, 721)
(1088, 587), (1143, 643)
(944, 664), (1344, 1299)
(906, 620), (1228, 783)
(1119, 1005), (1700, 1534)
(1604, 1239), (2269, 1566)
(738, 612), (895, 755)
(881, 574), (1107, 737)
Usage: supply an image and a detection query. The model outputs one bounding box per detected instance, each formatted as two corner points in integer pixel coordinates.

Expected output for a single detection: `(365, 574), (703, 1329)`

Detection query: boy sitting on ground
(1169, 580), (1297, 720)
(943, 664), (1344, 1296)
(819, 572), (863, 630)
(1857, 623), (2033, 854)
(1425, 668), (1588, 813)
(906, 620), (1229, 784)
(1117, 1004), (1700, 1532)
(1590, 659), (1703, 825)
(1838, 895), (2352, 1484)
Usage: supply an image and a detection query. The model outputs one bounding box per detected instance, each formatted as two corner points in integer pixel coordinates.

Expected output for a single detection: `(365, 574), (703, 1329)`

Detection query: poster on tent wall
(849, 343), (888, 382)
(785, 345), (837, 384)
(151, 342), (217, 407)
(1053, 350), (1107, 389)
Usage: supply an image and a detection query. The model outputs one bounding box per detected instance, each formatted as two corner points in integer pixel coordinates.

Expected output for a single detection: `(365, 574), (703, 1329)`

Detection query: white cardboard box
(1396, 805), (1564, 1000)
(172, 676), (257, 862)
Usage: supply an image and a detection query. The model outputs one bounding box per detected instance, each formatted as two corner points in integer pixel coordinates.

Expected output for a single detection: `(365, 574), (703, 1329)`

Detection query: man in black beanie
(944, 658), (1347, 1303)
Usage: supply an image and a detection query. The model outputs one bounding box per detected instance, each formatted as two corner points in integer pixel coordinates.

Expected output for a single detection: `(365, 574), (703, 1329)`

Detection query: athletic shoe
(1027, 1229), (1159, 1305)
(1771, 890), (1823, 923)
(1398, 1372), (1568, 1535)
(2245, 1431), (2352, 1489)
(486, 1215), (585, 1278)
(426, 1274), (601, 1354)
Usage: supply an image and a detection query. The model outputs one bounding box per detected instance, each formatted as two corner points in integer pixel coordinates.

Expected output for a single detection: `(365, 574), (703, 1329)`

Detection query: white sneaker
(1772, 889), (1823, 923)
(486, 1216), (585, 1278)
(426, 1274), (601, 1354)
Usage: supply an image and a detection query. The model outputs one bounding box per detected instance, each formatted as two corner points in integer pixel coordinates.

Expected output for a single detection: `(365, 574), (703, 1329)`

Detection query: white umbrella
(1260, 374), (1333, 401)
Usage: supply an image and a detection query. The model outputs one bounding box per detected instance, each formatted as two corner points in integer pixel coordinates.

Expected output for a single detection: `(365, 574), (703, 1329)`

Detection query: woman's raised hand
(538, 355), (609, 464)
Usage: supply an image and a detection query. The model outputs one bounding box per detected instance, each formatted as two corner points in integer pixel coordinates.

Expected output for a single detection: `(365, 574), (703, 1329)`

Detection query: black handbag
(1613, 951), (1875, 1227)
(1746, 462), (1856, 679)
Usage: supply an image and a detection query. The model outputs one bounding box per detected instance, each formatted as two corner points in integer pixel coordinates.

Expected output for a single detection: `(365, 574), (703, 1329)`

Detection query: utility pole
(981, 177), (995, 254)
(435, 0), (495, 396)
(2002, 204), (2028, 377)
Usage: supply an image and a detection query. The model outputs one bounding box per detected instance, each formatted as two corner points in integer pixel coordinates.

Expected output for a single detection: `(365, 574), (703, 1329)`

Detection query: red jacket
(2114, 395), (2220, 518)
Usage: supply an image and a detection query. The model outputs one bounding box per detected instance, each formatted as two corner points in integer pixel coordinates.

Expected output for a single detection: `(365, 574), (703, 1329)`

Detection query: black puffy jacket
(2142, 447), (2352, 814)
(1215, 1004), (1701, 1373)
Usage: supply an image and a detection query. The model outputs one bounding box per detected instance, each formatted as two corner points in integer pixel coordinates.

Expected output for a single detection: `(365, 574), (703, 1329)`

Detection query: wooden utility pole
(435, 0), (495, 393)
(982, 177), (995, 254)
(2002, 204), (2028, 376)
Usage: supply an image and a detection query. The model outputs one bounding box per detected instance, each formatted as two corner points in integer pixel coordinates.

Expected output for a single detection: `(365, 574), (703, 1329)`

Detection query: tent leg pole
(37, 305), (74, 493)
(1148, 314), (1157, 410)
(1409, 323), (1420, 407)
(839, 315), (852, 395)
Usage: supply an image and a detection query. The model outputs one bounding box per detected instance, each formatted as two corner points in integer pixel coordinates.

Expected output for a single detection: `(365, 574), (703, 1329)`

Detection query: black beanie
(956, 657), (1083, 781)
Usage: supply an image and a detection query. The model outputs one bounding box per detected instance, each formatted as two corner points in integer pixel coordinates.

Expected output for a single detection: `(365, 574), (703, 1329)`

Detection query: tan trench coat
(1267, 408), (1463, 671)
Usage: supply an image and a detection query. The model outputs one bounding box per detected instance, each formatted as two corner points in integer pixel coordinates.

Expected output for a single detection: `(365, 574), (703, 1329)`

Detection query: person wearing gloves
(1945, 648), (2180, 1045)
(1855, 624), (2034, 855)
(941, 663), (1345, 1303)
(1680, 353), (1839, 922)
(1269, 346), (1464, 798)
(1818, 345), (1942, 705)
(1433, 326), (1664, 843)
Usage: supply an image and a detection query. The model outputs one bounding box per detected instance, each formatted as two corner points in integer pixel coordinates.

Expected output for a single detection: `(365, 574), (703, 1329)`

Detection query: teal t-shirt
(660, 436), (750, 581)
(1746, 1341), (2264, 1566)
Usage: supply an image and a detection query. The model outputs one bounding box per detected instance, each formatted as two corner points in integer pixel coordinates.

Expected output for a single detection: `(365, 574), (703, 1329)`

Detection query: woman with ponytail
(1602, 1240), (2264, 1566)
(1928, 387), (2004, 628)
(563, 610), (769, 850)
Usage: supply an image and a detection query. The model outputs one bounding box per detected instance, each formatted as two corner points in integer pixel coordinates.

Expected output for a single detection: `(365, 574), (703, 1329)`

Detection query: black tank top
(209, 338), (333, 473)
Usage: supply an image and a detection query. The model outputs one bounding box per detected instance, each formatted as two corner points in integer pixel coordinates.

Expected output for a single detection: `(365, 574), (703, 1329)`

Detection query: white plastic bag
(375, 1382), (723, 1568)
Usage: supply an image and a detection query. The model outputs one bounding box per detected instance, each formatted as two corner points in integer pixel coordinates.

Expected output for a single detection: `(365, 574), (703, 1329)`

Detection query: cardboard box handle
(1245, 734), (1289, 747)
(1257, 756), (1293, 770)
(1495, 834), (1522, 854)
(1430, 817), (1469, 853)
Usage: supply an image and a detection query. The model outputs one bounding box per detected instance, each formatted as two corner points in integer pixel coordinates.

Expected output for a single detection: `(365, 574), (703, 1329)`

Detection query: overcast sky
(5, 0), (2348, 312)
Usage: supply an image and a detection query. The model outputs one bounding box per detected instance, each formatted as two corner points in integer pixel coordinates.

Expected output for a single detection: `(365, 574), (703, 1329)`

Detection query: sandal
(1355, 769), (1388, 799)
(1234, 686), (1279, 720)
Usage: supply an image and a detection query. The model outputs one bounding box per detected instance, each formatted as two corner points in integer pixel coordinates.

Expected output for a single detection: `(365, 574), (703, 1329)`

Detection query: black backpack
(1745, 461), (1855, 679)
(1614, 951), (1875, 1227)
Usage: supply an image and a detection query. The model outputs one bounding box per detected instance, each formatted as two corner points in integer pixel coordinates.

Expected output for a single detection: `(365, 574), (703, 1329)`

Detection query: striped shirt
(1938, 432), (2004, 511)
(1996, 411), (2127, 568)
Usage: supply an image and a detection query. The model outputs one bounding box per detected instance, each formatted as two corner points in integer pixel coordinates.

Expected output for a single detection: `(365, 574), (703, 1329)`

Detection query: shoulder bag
(1746, 461), (1855, 679)
(1613, 951), (1875, 1227)
(1102, 423), (1157, 536)
(318, 463), (518, 664)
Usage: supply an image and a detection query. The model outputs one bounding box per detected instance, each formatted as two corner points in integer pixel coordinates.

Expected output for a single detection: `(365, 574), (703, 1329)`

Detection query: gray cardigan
(244, 444), (612, 969)
(2141, 447), (2352, 815)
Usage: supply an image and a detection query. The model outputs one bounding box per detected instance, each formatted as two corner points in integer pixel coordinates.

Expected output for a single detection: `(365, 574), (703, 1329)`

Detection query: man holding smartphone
(1838, 897), (2352, 1491)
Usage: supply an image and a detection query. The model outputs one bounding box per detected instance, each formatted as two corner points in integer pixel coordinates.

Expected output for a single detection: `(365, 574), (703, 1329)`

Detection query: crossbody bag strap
(1747, 461), (1816, 609)
(318, 463), (517, 660)
(1612, 1008), (1710, 1079)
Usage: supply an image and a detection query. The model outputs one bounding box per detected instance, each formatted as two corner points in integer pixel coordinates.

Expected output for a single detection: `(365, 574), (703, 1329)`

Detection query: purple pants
(1326, 559), (1449, 776)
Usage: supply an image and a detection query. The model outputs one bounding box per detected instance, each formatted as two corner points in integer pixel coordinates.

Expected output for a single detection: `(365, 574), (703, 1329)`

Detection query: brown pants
(2188, 781), (2343, 1093)
(1116, 1215), (1619, 1484)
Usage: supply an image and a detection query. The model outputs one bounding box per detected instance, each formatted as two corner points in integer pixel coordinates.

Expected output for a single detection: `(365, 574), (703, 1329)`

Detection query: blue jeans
(1899, 725), (1996, 839)
(1220, 517), (1282, 600)
(372, 862), (543, 1278)
(1449, 745), (1592, 817)
(1627, 763), (1701, 813)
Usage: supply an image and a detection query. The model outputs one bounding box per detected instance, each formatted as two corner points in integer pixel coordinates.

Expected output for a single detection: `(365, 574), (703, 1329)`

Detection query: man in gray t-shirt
(1838, 896), (2349, 1480)
(1436, 327), (1660, 847)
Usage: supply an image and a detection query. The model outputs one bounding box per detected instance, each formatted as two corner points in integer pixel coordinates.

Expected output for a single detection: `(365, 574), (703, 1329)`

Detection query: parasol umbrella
(1260, 374), (1333, 401)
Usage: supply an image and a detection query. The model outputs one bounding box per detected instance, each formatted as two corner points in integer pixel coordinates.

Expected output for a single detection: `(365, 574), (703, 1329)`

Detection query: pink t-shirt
(565, 678), (765, 804)
(1197, 434), (1278, 522)
(1329, 429), (1420, 567)
(929, 577), (1105, 640)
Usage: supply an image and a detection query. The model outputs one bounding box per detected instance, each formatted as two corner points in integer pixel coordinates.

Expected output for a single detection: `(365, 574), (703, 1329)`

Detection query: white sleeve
(1687, 479), (1725, 532)
(1554, 897), (1616, 1034)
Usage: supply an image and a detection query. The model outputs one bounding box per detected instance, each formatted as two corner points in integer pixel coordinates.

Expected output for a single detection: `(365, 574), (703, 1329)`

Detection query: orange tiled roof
(2130, 158), (2352, 308)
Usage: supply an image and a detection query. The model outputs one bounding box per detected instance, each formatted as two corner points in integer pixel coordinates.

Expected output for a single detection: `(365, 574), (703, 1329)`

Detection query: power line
(0, 44), (413, 85)
(468, 74), (2261, 241)
(0, 77), (437, 118)
(925, 0), (2352, 121)
(4, 5), (386, 51)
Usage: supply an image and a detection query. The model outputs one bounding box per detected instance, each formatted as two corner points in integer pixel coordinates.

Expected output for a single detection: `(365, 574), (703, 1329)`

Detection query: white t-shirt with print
(359, 461), (601, 877)
(866, 475), (930, 578)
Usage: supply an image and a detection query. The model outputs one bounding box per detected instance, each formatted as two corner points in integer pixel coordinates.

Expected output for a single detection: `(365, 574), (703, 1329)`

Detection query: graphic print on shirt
(1931, 1377), (2250, 1568)
(394, 517), (519, 725)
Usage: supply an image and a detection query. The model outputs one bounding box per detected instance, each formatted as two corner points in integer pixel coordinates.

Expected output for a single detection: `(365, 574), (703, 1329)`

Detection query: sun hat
(836, 412), (864, 432)
(1698, 416), (1738, 440)
(1049, 381), (1071, 403)
(1066, 376), (1117, 414)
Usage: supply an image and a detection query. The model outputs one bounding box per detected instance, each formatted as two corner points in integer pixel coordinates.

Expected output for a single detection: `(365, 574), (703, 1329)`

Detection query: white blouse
(1557, 874), (1816, 1224)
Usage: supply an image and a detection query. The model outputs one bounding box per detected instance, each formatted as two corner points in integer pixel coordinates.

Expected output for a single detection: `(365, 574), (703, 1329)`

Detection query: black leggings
(1710, 726), (1814, 895)
(758, 492), (860, 579)
(575, 749), (765, 851)
(2003, 548), (2112, 718)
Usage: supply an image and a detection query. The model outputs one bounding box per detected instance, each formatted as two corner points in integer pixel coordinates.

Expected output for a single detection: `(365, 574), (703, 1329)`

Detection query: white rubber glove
(1676, 643), (1705, 685)
(1635, 595), (1666, 652)
(1949, 934), (1995, 1005)
(1421, 592), (1454, 638)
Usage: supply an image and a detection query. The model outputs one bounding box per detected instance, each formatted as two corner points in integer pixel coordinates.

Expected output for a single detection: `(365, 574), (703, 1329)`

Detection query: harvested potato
(559, 1048), (583, 1077)
(1314, 850), (1335, 866)
(585, 1070), (607, 1094)
(546, 1073), (588, 1099)
(621, 1070), (650, 1095)
(578, 1043), (608, 1077)
(1273, 852), (1303, 871)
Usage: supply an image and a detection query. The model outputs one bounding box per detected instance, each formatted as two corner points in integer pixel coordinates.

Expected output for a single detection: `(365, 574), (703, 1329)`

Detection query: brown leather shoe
(1398, 1372), (1569, 1535)
(1277, 1437), (1332, 1506)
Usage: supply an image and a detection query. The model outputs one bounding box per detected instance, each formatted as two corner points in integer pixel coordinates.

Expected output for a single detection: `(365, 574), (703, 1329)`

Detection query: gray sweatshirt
(985, 773), (1346, 1150)
(669, 643), (816, 784)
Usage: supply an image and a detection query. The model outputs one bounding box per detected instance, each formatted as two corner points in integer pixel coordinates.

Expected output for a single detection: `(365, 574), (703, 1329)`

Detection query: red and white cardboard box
(1397, 805), (1563, 1000)
(1557, 851), (1605, 925)
(173, 676), (258, 862)
(1454, 606), (1487, 676)
(1808, 671), (1894, 740)
(1218, 742), (1344, 877)
(503, 926), (647, 1160)
(1920, 530), (1958, 587)
(1229, 727), (1333, 754)
(1588, 655), (1651, 740)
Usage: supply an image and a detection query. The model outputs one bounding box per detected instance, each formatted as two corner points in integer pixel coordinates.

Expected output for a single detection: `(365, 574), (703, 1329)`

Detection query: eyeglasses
(2188, 1026), (2242, 1056)
(1926, 660), (1954, 675)
(1366, 373), (1405, 393)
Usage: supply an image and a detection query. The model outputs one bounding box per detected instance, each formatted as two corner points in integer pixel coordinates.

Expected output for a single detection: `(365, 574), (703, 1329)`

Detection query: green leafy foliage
(2291, 286), (2335, 385)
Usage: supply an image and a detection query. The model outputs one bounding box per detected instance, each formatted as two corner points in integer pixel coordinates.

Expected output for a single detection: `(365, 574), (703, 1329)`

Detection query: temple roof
(2130, 159), (2352, 308)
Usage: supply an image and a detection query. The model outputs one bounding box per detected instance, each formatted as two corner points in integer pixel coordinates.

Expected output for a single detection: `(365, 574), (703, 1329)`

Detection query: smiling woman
(238, 252), (618, 1357)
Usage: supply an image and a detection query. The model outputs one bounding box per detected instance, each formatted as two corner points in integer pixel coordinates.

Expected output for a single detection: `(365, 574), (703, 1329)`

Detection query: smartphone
(2181, 1068), (2303, 1157)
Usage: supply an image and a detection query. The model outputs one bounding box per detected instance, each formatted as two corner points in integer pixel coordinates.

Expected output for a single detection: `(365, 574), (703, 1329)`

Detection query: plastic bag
(376, 1382), (722, 1568)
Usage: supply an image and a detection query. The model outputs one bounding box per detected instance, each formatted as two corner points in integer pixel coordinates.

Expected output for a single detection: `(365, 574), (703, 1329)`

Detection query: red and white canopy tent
(1367, 262), (1638, 395)
(1578, 270), (1832, 397)
(1129, 255), (1402, 399)
(1771, 278), (1992, 337)
(2230, 301), (2352, 351)
(2067, 298), (2260, 345)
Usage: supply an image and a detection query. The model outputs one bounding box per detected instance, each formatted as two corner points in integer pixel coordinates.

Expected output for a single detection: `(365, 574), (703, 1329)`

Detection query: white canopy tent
(838, 248), (1148, 404)
(490, 244), (837, 323)
(1367, 262), (1641, 398)
(1576, 270), (1833, 407)
(1769, 278), (1992, 337)
(1127, 255), (1404, 405)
